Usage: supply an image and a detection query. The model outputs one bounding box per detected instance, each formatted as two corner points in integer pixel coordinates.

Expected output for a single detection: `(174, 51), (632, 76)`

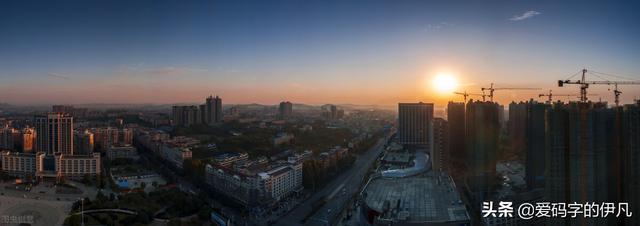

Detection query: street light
(79, 197), (85, 226)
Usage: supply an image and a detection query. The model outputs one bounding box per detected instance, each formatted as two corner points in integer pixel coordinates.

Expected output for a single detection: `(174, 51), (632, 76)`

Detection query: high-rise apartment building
(203, 99), (213, 124)
(432, 117), (450, 172)
(34, 113), (74, 155)
(76, 130), (94, 155)
(525, 101), (549, 190)
(545, 102), (638, 226)
(1, 127), (35, 153)
(21, 128), (35, 153)
(172, 105), (201, 126)
(278, 101), (293, 119)
(621, 103), (640, 226)
(120, 128), (133, 145)
(206, 95), (223, 124)
(322, 104), (343, 120)
(173, 95), (223, 127)
(447, 102), (466, 166)
(465, 101), (500, 205)
(199, 104), (207, 124)
(0, 127), (19, 150)
(508, 102), (528, 155)
(398, 103), (434, 147)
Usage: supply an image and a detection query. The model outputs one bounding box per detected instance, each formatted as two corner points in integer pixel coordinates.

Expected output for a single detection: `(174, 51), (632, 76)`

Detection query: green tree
(197, 208), (211, 220)
(168, 218), (182, 226)
(96, 191), (107, 205)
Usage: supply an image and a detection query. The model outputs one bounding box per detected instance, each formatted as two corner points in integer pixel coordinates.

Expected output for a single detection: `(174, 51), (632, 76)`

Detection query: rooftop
(363, 172), (469, 223)
(381, 151), (413, 164)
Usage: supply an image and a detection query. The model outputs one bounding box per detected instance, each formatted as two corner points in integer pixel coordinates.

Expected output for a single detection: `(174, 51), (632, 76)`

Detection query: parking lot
(0, 181), (97, 226)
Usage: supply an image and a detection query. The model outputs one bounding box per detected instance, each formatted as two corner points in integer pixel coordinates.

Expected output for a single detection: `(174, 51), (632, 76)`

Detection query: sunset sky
(2, 0), (640, 106)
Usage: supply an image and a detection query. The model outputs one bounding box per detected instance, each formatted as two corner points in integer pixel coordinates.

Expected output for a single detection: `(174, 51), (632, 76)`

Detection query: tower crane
(538, 90), (576, 103)
(453, 91), (487, 102)
(480, 83), (540, 102)
(538, 90), (596, 103)
(558, 69), (640, 106)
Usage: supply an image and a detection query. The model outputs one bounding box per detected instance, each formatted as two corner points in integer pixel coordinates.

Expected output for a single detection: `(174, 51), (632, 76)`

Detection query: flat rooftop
(381, 151), (413, 163)
(363, 172), (469, 223)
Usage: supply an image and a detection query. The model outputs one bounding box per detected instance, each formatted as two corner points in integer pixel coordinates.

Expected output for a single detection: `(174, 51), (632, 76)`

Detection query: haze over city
(2, 0), (640, 106)
(2, 1), (640, 226)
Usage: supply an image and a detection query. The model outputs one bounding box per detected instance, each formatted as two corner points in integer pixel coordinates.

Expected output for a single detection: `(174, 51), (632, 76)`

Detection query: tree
(189, 217), (201, 225)
(168, 218), (182, 226)
(98, 174), (105, 189)
(96, 191), (107, 204)
(197, 208), (211, 220)
(64, 215), (81, 226)
(82, 174), (92, 185)
(136, 211), (151, 224)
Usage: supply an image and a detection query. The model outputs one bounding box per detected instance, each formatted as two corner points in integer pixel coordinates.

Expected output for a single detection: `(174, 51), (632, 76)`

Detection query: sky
(1, 0), (640, 106)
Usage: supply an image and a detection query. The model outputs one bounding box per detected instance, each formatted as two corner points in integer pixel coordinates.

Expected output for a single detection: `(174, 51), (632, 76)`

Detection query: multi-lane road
(274, 134), (389, 226)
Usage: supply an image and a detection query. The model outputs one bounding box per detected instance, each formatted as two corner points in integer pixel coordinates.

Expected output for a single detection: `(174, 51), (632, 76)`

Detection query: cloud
(509, 11), (541, 21)
(424, 22), (454, 31)
(47, 73), (71, 79)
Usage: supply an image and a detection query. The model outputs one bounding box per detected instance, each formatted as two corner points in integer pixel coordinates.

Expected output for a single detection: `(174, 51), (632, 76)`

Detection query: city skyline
(2, 0), (640, 106)
(1, 2), (639, 226)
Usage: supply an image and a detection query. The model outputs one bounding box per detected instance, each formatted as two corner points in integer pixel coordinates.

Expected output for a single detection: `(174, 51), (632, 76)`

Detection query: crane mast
(480, 83), (540, 102)
(558, 68), (640, 106)
(538, 90), (590, 103)
(453, 91), (486, 102)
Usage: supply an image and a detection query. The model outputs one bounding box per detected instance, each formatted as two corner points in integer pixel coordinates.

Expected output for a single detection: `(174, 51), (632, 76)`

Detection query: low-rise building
(0, 151), (36, 178)
(106, 145), (139, 161)
(205, 156), (303, 207)
(159, 144), (192, 169)
(110, 166), (166, 190)
(214, 152), (249, 167)
(362, 171), (469, 225)
(159, 136), (196, 169)
(135, 131), (194, 169)
(90, 127), (133, 151)
(272, 132), (294, 147)
(135, 130), (170, 153)
(54, 152), (101, 180)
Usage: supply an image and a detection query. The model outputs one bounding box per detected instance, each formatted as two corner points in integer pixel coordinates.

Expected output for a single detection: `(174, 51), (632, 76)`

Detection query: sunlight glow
(432, 73), (458, 94)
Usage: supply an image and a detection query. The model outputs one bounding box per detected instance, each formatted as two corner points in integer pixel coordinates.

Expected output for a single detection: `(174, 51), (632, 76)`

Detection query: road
(274, 134), (388, 226)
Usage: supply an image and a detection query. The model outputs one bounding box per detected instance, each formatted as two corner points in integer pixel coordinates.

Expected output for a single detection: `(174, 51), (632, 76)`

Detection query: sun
(432, 73), (458, 94)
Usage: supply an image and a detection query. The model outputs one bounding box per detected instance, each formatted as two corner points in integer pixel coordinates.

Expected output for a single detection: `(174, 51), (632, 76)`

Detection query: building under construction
(545, 101), (640, 226)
